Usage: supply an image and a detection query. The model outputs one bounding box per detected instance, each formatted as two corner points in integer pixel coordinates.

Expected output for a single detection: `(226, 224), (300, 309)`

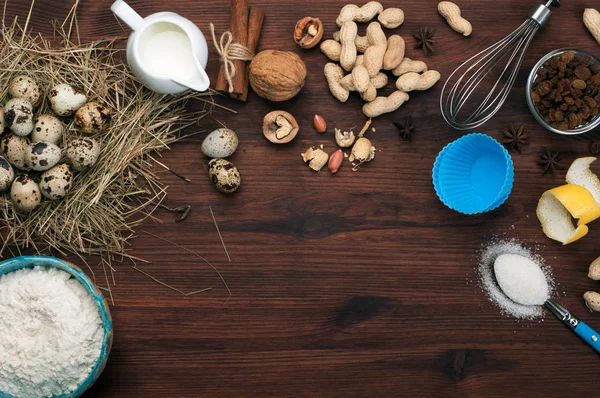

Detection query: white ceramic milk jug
(111, 0), (210, 94)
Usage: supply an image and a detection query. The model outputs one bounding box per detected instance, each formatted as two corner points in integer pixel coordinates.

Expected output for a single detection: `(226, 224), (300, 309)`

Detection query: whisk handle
(529, 4), (552, 26)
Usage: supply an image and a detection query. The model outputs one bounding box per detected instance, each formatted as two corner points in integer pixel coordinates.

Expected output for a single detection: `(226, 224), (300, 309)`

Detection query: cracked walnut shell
(263, 111), (299, 144)
(249, 50), (307, 102)
(294, 17), (324, 49)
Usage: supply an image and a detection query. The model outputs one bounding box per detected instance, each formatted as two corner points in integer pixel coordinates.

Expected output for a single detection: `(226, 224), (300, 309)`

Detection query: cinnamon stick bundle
(232, 6), (264, 101)
(216, 0), (248, 93)
(215, 0), (264, 101)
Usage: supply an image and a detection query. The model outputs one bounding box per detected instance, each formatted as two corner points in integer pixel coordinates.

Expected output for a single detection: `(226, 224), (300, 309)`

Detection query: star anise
(537, 148), (562, 175)
(589, 141), (600, 156)
(393, 116), (415, 141)
(413, 27), (436, 56)
(501, 124), (528, 153)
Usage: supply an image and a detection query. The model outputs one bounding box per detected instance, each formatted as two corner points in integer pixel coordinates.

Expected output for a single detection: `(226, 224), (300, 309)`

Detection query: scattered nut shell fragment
(349, 137), (375, 163)
(584, 291), (600, 312)
(335, 128), (356, 148)
(589, 256), (600, 280)
(263, 111), (299, 144)
(301, 147), (329, 171)
(294, 17), (324, 49)
(328, 149), (343, 173)
(313, 114), (327, 133)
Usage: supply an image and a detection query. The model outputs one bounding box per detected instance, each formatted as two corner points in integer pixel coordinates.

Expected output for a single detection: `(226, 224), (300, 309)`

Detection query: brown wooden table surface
(7, 0), (600, 396)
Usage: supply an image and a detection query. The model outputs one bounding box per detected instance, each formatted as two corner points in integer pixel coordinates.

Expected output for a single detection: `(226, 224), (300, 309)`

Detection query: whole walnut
(249, 50), (307, 101)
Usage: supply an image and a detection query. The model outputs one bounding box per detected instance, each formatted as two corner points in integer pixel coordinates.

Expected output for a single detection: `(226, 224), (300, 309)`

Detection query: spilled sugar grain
(478, 239), (556, 320)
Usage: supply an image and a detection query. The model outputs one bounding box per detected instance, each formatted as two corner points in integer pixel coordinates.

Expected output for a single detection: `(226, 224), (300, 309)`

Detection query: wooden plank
(5, 0), (600, 396)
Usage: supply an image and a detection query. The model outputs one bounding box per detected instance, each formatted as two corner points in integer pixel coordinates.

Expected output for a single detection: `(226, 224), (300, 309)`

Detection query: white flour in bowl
(0, 266), (104, 398)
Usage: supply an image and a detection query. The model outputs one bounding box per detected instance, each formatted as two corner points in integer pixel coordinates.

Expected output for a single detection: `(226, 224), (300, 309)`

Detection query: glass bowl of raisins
(527, 48), (600, 135)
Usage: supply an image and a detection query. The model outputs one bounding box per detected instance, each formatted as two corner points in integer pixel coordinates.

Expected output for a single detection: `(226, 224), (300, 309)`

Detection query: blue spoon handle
(574, 321), (600, 353)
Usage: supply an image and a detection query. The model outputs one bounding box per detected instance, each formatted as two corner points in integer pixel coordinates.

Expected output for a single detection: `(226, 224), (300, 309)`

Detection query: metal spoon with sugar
(493, 253), (600, 354)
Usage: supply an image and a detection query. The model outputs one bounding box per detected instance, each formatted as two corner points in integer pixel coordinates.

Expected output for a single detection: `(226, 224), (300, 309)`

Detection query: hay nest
(0, 3), (216, 264)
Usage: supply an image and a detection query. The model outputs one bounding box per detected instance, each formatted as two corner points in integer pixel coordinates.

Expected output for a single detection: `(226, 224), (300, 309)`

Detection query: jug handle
(111, 0), (145, 31)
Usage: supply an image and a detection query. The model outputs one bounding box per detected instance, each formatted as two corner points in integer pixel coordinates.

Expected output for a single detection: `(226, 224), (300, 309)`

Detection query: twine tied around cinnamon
(209, 23), (255, 93)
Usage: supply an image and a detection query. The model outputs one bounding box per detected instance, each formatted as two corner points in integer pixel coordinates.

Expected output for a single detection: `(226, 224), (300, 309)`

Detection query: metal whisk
(440, 0), (561, 130)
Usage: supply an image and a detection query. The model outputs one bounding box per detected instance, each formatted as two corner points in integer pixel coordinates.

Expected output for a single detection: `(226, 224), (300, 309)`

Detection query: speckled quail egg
(0, 155), (15, 192)
(66, 137), (100, 171)
(208, 158), (241, 193)
(1, 133), (30, 170)
(31, 114), (64, 145)
(74, 101), (112, 133)
(48, 83), (87, 116)
(39, 163), (72, 200)
(9, 75), (42, 107)
(26, 142), (62, 171)
(10, 174), (41, 213)
(4, 98), (34, 136)
(201, 128), (238, 158)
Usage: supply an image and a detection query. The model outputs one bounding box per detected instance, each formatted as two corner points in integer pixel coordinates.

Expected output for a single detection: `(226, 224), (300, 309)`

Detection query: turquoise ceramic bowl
(0, 256), (113, 398)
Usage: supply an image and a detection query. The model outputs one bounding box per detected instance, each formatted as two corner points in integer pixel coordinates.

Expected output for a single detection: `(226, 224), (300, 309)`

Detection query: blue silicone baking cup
(0, 256), (112, 398)
(432, 133), (514, 214)
(484, 165), (514, 212)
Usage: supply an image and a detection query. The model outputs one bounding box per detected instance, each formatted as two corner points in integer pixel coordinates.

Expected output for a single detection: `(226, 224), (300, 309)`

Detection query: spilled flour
(478, 239), (555, 320)
(0, 266), (103, 398)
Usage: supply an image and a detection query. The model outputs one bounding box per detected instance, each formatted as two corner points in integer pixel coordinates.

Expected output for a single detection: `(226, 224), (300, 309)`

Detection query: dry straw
(0, 1), (221, 270)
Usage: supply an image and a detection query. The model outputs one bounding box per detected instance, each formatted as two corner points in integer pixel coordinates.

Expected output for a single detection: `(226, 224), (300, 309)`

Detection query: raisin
(536, 80), (553, 96)
(561, 50), (576, 64)
(574, 65), (592, 81)
(584, 96), (597, 109)
(573, 79), (587, 89)
(568, 113), (579, 129)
